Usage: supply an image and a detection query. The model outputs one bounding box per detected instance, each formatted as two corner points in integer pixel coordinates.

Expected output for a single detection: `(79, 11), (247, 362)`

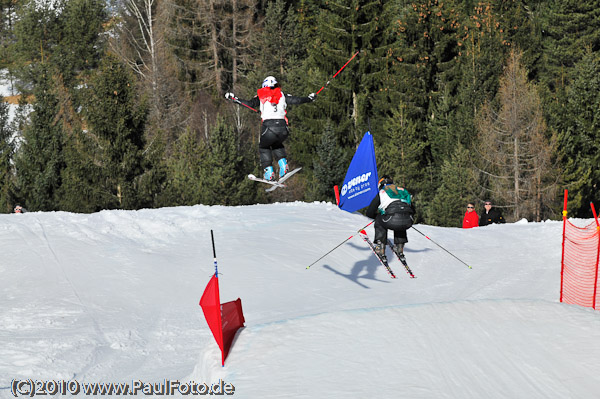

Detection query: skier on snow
(225, 76), (316, 181)
(366, 176), (415, 262)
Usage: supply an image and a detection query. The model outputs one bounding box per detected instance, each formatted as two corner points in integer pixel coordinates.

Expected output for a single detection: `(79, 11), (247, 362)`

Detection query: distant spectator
(13, 205), (26, 214)
(479, 200), (505, 226)
(462, 202), (479, 229)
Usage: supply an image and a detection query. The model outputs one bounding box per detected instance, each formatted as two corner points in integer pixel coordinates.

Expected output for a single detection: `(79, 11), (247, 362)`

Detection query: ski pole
(226, 94), (259, 113)
(315, 50), (359, 95)
(306, 220), (374, 269)
(411, 226), (473, 269)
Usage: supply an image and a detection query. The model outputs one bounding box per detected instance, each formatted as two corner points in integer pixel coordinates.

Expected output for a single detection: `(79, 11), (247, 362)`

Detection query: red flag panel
(200, 276), (245, 366)
(221, 299), (245, 363)
(200, 275), (224, 362)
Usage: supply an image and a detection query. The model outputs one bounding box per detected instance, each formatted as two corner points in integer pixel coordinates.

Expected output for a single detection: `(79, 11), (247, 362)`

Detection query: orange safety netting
(560, 205), (600, 310)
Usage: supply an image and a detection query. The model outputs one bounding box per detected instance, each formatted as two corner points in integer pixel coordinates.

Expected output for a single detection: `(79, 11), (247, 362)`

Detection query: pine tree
(376, 0), (464, 216)
(11, 0), (112, 213)
(55, 0), (107, 86)
(0, 95), (16, 213)
(379, 102), (429, 220)
(452, 1), (508, 144)
(542, 0), (600, 90)
(12, 0), (62, 68)
(303, 0), (388, 143)
(427, 84), (456, 166)
(163, 128), (207, 206)
(83, 55), (148, 209)
(59, 129), (107, 212)
(257, 0), (301, 80)
(309, 121), (349, 202)
(0, 0), (24, 68)
(427, 144), (478, 227)
(558, 50), (600, 217)
(199, 117), (257, 206)
(15, 65), (66, 211)
(537, 1), (600, 137)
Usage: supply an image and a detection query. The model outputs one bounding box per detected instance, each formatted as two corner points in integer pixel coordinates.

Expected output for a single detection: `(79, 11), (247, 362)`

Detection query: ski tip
(248, 174), (256, 179)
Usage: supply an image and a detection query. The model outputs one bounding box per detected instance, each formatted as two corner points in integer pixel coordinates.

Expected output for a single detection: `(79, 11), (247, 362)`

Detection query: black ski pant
(374, 212), (413, 246)
(259, 119), (289, 169)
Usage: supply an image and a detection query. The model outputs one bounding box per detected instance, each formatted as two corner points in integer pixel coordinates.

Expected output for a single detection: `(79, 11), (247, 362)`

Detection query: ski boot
(278, 158), (289, 178)
(374, 240), (387, 262)
(393, 243), (406, 262)
(264, 166), (275, 181)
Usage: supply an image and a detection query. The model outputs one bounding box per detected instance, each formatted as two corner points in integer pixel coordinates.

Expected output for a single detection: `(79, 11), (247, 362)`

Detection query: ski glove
(308, 93), (316, 101)
(225, 92), (235, 100)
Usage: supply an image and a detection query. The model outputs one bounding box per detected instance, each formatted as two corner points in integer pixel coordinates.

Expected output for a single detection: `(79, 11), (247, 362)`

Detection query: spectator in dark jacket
(479, 200), (505, 226)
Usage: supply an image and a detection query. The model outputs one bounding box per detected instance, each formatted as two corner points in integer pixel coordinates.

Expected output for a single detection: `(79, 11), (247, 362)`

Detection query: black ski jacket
(479, 207), (505, 226)
(366, 192), (415, 220)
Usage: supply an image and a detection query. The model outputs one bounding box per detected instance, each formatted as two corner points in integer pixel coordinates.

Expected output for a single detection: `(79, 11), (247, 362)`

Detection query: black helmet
(378, 175), (393, 190)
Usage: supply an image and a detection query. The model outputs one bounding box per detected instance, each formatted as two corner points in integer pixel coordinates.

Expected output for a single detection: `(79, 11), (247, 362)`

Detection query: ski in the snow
(359, 230), (397, 279)
(388, 239), (416, 278)
(248, 167), (302, 192)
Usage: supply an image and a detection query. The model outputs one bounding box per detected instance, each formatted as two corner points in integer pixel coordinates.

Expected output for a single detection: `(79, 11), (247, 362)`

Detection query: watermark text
(10, 379), (235, 396)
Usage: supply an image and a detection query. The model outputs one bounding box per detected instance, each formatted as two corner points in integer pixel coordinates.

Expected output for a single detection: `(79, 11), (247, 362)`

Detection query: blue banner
(339, 132), (379, 213)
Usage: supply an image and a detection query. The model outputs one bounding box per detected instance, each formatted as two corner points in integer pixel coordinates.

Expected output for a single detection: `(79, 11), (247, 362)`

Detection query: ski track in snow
(1, 203), (599, 399)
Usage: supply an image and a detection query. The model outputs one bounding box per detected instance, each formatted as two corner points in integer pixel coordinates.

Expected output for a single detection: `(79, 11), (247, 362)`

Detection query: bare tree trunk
(113, 0), (159, 91)
(203, 110), (209, 140)
(535, 170), (542, 222)
(513, 135), (519, 220)
(232, 0), (238, 87)
(475, 49), (556, 222)
(352, 91), (359, 143)
(208, 0), (222, 92)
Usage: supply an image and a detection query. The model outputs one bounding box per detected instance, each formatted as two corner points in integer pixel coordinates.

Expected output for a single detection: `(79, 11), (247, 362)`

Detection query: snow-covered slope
(1, 203), (599, 398)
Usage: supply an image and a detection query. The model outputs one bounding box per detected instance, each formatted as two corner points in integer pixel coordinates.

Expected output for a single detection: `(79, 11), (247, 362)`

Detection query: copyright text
(10, 378), (235, 396)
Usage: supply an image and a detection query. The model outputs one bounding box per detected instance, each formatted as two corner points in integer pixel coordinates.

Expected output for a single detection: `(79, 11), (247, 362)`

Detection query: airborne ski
(359, 230), (397, 279)
(388, 239), (416, 278)
(248, 167), (302, 192)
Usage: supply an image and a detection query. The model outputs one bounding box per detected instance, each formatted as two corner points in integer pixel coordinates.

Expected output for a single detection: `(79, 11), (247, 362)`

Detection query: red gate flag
(221, 298), (245, 363)
(199, 275), (245, 366)
(200, 275), (223, 361)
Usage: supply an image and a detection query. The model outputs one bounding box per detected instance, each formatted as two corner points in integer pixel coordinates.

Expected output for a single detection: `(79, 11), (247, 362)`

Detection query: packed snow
(1, 202), (599, 398)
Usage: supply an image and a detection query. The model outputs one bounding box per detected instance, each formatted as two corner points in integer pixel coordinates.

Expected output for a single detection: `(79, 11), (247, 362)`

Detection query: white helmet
(262, 76), (277, 88)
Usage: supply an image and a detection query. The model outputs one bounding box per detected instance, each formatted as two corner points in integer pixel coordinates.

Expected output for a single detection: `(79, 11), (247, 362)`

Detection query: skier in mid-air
(225, 76), (315, 181)
(366, 176), (415, 262)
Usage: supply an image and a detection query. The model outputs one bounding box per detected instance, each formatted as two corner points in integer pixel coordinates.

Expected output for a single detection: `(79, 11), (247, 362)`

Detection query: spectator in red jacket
(462, 202), (479, 229)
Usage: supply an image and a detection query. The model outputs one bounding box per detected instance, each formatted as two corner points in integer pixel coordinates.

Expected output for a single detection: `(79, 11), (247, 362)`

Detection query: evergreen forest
(0, 0), (599, 226)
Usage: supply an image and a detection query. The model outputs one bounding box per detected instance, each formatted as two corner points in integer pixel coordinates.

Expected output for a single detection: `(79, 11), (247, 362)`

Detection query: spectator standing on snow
(479, 200), (505, 226)
(462, 202), (479, 229)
